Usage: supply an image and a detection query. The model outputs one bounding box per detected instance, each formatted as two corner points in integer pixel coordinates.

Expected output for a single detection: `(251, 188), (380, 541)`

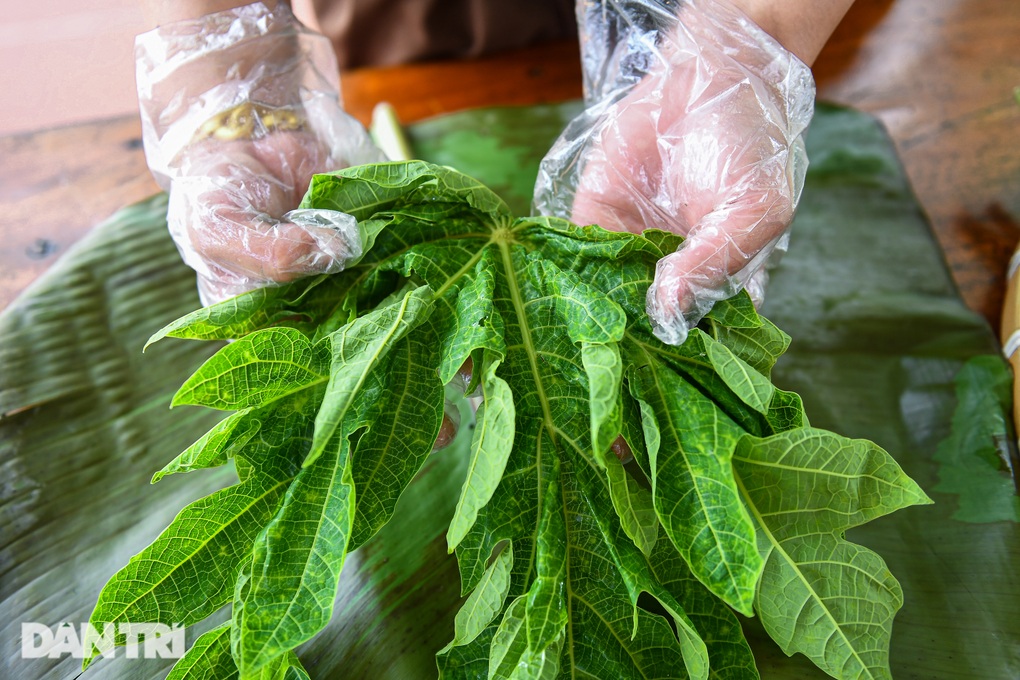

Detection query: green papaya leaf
(447, 354), (515, 551)
(648, 541), (760, 680)
(248, 650), (311, 680)
(733, 429), (932, 679)
(308, 285), (432, 466)
(701, 334), (775, 414)
(165, 623), (236, 680)
(151, 407), (260, 483)
(602, 452), (658, 556)
(347, 330), (445, 549)
(708, 316), (790, 378)
(573, 455), (709, 680)
(582, 341), (624, 460)
(145, 275), (356, 347)
(171, 327), (329, 410)
(486, 596), (530, 679)
(627, 350), (762, 616)
(90, 161), (928, 680)
(438, 541), (514, 657)
(85, 449), (299, 667)
(231, 424), (356, 674)
(298, 161), (514, 225)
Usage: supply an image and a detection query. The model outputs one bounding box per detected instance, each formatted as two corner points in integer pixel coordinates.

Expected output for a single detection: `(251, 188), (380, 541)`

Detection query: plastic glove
(535, 0), (814, 345)
(135, 2), (384, 305)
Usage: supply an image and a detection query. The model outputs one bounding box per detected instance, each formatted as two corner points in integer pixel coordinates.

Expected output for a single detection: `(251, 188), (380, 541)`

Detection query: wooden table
(2, 0), (1018, 331)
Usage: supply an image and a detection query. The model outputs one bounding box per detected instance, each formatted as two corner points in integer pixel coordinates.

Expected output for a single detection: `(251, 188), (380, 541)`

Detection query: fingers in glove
(136, 2), (387, 306)
(645, 178), (793, 338)
(171, 133), (361, 304)
(538, 0), (813, 347)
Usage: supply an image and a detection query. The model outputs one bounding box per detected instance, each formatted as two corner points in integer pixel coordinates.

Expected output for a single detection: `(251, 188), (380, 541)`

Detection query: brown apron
(309, 0), (577, 68)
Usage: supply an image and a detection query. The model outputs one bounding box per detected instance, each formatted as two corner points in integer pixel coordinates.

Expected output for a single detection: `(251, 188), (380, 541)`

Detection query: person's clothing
(310, 0), (577, 68)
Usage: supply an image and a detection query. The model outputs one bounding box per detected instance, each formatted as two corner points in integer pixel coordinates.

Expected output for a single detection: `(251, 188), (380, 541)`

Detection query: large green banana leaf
(1, 102), (1016, 679)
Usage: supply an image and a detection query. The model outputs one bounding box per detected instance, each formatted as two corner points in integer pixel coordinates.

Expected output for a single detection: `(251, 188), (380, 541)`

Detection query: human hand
(168, 120), (373, 303)
(136, 2), (384, 305)
(535, 0), (814, 345)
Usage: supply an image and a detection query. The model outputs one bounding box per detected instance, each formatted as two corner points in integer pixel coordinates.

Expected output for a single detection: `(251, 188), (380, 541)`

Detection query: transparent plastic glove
(535, 0), (814, 345)
(136, 2), (384, 305)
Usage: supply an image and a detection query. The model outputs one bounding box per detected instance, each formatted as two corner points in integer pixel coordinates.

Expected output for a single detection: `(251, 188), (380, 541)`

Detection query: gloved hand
(135, 2), (384, 305)
(136, 2), (466, 450)
(535, 0), (815, 345)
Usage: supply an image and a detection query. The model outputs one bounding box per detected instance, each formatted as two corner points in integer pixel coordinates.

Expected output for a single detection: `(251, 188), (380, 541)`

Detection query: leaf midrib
(310, 290), (420, 465)
(733, 472), (876, 680)
(735, 453), (896, 484)
(497, 240), (556, 585)
(432, 237), (493, 300)
(90, 475), (294, 646)
(174, 351), (328, 409)
(632, 342), (748, 604)
(244, 443), (350, 672)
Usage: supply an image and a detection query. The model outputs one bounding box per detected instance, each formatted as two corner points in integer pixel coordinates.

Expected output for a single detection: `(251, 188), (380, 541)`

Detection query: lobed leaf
(702, 334), (775, 414)
(734, 429), (932, 679)
(346, 329), (445, 549)
(96, 161), (927, 680)
(146, 275), (357, 347)
(649, 542), (760, 680)
(152, 407), (259, 483)
(438, 541), (514, 658)
(299, 160), (513, 226)
(708, 315), (790, 378)
(486, 596), (533, 679)
(573, 454), (710, 680)
(582, 341), (624, 460)
(602, 452), (658, 557)
(628, 350), (762, 616)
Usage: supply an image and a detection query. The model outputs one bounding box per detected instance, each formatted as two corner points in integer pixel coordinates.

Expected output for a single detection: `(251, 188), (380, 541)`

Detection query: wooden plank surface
(2, 0), (1018, 331)
(813, 0), (1020, 330)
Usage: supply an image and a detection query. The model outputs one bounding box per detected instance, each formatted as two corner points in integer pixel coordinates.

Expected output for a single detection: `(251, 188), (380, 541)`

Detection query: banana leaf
(1, 102), (1016, 679)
